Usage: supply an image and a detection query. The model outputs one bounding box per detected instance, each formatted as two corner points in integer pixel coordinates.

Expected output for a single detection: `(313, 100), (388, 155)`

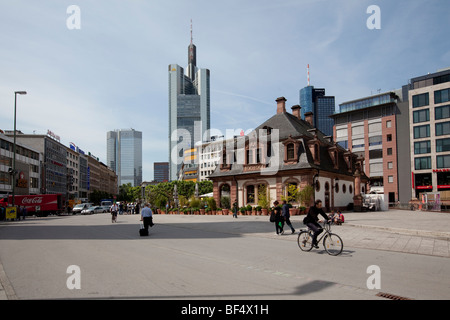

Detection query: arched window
(220, 184), (230, 198)
(247, 185), (255, 204)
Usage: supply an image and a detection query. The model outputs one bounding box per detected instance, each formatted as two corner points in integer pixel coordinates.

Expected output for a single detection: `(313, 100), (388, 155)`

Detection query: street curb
(0, 261), (18, 300)
(346, 223), (450, 241)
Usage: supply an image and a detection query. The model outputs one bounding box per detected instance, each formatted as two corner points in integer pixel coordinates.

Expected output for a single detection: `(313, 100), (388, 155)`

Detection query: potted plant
(217, 207), (222, 215)
(256, 205), (262, 215)
(239, 207), (246, 215)
(298, 185), (314, 209)
(258, 185), (270, 215)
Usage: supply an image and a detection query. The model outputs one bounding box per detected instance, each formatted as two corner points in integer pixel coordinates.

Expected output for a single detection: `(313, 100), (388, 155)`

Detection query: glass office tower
(299, 86), (335, 137)
(107, 129), (142, 187)
(168, 38), (210, 181)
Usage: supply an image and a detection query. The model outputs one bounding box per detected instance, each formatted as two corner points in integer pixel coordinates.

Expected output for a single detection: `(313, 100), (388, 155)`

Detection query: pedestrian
(232, 201), (238, 219)
(273, 200), (284, 235)
(135, 202), (140, 215)
(140, 203), (154, 233)
(22, 206), (27, 220)
(281, 200), (295, 234)
(110, 202), (118, 223)
(303, 199), (330, 248)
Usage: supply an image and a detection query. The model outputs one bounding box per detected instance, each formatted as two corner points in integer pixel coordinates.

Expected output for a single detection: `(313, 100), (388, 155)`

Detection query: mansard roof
(209, 101), (367, 180)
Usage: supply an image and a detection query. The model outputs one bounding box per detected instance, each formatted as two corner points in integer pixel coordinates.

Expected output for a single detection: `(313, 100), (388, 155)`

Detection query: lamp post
(12, 91), (27, 208)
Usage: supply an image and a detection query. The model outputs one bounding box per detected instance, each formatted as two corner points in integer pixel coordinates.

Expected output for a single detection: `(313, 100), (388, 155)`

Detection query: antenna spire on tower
(307, 64), (310, 86)
(190, 19), (193, 45)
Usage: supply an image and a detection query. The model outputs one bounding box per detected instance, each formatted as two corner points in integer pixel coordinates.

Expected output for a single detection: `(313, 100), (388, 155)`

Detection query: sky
(1, 0), (449, 182)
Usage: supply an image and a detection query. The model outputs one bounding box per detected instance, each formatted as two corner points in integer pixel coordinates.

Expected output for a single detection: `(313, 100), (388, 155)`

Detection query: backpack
(339, 213), (345, 223)
(269, 210), (276, 222)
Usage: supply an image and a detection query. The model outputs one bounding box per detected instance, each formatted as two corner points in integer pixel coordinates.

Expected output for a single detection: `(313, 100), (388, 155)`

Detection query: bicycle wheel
(297, 231), (313, 252)
(323, 233), (343, 256)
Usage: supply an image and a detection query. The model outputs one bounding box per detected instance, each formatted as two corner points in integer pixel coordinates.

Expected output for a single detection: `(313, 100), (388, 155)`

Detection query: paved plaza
(1, 208), (449, 300)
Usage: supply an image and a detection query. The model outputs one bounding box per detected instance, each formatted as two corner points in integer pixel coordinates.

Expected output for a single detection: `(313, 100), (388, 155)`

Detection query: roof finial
(190, 19), (193, 45)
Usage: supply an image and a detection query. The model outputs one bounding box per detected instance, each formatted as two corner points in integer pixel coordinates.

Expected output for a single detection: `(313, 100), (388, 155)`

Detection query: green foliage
(145, 180), (213, 208)
(257, 185), (270, 210)
(189, 197), (201, 209)
(220, 196), (231, 209)
(206, 197), (217, 210)
(282, 184), (299, 203)
(298, 185), (315, 206)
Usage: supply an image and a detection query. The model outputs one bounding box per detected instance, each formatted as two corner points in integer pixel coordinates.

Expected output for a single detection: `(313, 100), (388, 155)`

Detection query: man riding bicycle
(303, 199), (330, 248)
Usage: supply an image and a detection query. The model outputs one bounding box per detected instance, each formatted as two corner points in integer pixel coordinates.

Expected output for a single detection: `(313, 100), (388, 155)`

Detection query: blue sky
(1, 0), (449, 181)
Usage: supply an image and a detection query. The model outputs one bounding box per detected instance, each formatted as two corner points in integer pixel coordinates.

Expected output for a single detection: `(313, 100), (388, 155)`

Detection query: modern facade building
(197, 138), (223, 182)
(106, 129), (142, 187)
(330, 91), (405, 205)
(168, 33), (210, 181)
(153, 162), (169, 182)
(407, 68), (450, 202)
(7, 132), (68, 195)
(299, 86), (335, 137)
(0, 131), (41, 196)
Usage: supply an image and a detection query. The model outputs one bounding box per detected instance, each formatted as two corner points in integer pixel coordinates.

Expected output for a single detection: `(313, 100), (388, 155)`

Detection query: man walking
(281, 200), (295, 234)
(140, 203), (154, 234)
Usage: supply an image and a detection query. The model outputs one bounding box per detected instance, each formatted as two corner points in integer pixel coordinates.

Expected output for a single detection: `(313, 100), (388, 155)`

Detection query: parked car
(72, 203), (92, 215)
(98, 205), (110, 213)
(81, 206), (105, 215)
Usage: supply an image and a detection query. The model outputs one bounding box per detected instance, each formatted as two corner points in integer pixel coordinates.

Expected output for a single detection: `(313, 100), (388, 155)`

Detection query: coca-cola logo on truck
(21, 197), (44, 205)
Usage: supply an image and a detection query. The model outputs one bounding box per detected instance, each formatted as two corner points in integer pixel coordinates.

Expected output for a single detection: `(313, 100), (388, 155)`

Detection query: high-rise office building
(299, 85), (335, 137)
(153, 162), (169, 182)
(168, 25), (210, 181)
(107, 129), (142, 187)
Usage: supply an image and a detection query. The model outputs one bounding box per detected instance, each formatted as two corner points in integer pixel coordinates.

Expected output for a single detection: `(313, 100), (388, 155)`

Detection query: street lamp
(12, 91), (27, 208)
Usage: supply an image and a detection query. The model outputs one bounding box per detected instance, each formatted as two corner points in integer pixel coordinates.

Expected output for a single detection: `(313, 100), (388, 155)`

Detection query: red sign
(416, 186), (433, 190)
(433, 169), (450, 173)
(437, 185), (450, 189)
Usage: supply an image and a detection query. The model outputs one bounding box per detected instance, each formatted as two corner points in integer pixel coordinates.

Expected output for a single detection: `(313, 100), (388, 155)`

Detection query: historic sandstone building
(209, 97), (368, 212)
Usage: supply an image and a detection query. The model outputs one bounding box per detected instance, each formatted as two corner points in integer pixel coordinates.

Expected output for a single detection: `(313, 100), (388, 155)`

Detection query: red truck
(0, 194), (65, 217)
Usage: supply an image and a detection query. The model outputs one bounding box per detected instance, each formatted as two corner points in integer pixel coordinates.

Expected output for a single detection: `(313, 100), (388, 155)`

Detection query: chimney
(304, 111), (314, 126)
(276, 97), (287, 114)
(291, 105), (301, 119)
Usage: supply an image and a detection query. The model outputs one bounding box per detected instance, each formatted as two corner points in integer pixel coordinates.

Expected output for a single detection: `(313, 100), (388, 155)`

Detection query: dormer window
(287, 144), (295, 159)
(283, 136), (300, 164)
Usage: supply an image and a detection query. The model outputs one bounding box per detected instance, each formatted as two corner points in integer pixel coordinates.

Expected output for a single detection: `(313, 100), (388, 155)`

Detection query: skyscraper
(168, 24), (210, 181)
(299, 86), (335, 137)
(153, 162), (169, 182)
(107, 129), (142, 187)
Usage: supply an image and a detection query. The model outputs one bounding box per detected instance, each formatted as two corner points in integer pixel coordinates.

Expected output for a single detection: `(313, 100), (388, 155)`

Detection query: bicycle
(111, 211), (117, 223)
(297, 221), (343, 256)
